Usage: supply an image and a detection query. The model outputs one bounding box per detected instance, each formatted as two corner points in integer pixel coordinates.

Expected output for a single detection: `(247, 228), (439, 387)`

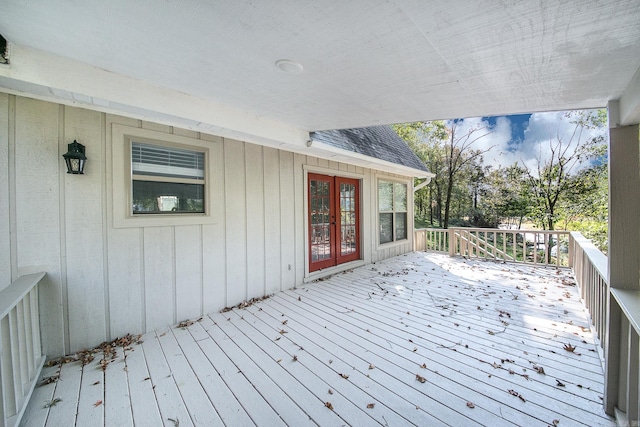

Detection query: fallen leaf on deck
(508, 389), (526, 402)
(325, 402), (334, 410)
(282, 319), (288, 325)
(339, 373), (349, 379)
(556, 379), (565, 387)
(368, 363), (375, 370)
(168, 417), (179, 427)
(367, 403), (375, 409)
(416, 374), (426, 383)
(92, 380), (100, 385)
(533, 366), (545, 374)
(563, 343), (576, 352)
(552, 419), (560, 426)
(420, 363), (427, 369)
(93, 400), (102, 407)
(328, 389), (333, 394)
(292, 355), (298, 362)
(43, 398), (62, 408)
(466, 401), (475, 408)
(279, 329), (287, 334)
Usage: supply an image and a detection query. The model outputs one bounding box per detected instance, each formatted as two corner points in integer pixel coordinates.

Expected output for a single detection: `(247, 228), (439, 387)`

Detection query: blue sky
(451, 110), (606, 172)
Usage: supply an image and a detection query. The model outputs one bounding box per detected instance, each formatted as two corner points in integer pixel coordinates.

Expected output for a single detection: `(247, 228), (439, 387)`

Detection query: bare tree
(442, 121), (493, 228)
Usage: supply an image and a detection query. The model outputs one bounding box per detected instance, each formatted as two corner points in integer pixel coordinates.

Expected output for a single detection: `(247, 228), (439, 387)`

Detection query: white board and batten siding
(0, 93), (418, 357)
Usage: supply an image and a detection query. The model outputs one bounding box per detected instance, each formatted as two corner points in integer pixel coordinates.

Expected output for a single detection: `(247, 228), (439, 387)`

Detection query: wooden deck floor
(21, 252), (615, 426)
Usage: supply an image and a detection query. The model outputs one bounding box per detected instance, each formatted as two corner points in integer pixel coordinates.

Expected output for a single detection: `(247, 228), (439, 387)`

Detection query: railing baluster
(1, 272), (46, 427)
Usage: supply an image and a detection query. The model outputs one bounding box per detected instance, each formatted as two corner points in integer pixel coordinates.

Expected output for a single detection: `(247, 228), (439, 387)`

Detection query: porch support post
(607, 102), (640, 292)
(604, 100), (640, 417)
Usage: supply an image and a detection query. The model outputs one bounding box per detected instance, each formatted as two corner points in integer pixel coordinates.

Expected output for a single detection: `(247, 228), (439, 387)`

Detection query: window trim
(376, 176), (411, 247)
(111, 124), (219, 228)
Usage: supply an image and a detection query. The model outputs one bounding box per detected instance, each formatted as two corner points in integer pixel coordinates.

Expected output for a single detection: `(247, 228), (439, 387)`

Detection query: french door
(308, 173), (360, 272)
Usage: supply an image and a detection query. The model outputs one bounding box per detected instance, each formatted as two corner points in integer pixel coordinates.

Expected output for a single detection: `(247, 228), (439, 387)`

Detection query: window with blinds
(131, 141), (205, 214)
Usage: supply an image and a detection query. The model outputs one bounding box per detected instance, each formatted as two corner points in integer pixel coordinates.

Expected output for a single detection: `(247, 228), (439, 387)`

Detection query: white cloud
(445, 110), (606, 173)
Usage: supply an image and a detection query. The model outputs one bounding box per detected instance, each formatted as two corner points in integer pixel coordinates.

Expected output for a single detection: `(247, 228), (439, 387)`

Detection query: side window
(378, 179), (407, 244)
(131, 141), (205, 214)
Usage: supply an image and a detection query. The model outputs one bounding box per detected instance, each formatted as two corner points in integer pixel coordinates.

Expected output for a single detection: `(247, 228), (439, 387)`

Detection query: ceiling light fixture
(275, 59), (303, 74)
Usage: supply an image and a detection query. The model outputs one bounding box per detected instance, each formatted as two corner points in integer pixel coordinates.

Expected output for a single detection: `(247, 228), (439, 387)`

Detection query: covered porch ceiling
(0, 0), (639, 149)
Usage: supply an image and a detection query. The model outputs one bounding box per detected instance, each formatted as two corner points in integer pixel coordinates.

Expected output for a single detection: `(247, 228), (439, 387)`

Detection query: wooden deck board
(20, 252), (616, 426)
(103, 346), (133, 426)
(288, 272), (603, 425)
(140, 332), (195, 427)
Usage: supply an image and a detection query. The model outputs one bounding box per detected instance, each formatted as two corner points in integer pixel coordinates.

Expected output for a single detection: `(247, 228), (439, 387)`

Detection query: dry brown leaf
(339, 373), (349, 379)
(368, 363), (375, 370)
(279, 329), (287, 335)
(292, 355), (298, 362)
(552, 420), (560, 426)
(556, 379), (565, 387)
(420, 363), (427, 369)
(328, 389), (333, 394)
(325, 401), (333, 410)
(563, 343), (576, 353)
(282, 319), (288, 325)
(466, 401), (475, 408)
(93, 400), (103, 407)
(416, 374), (426, 383)
(533, 366), (545, 375)
(367, 403), (375, 409)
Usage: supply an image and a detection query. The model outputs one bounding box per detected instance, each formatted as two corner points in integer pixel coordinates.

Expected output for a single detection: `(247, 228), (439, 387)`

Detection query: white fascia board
(307, 138), (435, 179)
(0, 44), (309, 149)
(619, 65), (640, 126)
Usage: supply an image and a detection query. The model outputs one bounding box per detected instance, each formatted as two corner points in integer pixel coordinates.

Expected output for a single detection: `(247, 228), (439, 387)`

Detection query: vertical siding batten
(279, 151), (295, 290)
(293, 153), (306, 286)
(245, 143), (266, 300)
(0, 93), (11, 289)
(201, 133), (226, 314)
(57, 104), (70, 356)
(14, 97), (65, 357)
(263, 147), (281, 295)
(63, 106), (107, 352)
(223, 138), (248, 305)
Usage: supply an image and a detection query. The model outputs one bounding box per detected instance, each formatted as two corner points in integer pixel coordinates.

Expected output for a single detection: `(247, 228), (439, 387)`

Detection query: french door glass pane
(340, 182), (357, 256)
(310, 179), (331, 262)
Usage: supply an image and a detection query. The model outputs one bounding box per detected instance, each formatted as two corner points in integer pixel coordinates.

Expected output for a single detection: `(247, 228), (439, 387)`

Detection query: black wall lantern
(62, 140), (87, 174)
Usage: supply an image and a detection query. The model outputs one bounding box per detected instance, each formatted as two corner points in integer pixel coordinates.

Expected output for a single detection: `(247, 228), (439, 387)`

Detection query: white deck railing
(0, 273), (46, 427)
(415, 227), (638, 425)
(414, 227), (570, 267)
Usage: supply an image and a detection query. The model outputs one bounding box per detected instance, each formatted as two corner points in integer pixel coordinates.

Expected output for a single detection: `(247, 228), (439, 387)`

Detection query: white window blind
(132, 141), (204, 179)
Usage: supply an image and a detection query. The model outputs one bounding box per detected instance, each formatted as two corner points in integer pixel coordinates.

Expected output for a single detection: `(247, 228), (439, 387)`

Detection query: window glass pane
(394, 182), (407, 211)
(395, 212), (407, 240)
(378, 181), (393, 211)
(133, 181), (204, 213)
(379, 213), (393, 244)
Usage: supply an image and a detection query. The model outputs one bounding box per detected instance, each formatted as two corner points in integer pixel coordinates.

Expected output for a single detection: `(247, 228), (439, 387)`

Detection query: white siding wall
(0, 94), (416, 357)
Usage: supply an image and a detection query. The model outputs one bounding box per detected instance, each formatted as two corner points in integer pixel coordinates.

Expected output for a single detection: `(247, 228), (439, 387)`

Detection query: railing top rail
(448, 227), (570, 235)
(570, 231), (608, 280)
(0, 272), (46, 319)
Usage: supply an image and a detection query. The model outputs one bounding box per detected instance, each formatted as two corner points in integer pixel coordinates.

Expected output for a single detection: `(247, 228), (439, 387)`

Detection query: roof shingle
(310, 126), (429, 174)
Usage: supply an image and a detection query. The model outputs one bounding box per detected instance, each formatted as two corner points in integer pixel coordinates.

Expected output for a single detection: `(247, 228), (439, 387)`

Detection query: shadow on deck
(21, 252), (615, 426)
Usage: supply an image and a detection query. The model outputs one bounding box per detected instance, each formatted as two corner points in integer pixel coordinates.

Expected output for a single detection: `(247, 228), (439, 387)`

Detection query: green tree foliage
(522, 110), (606, 232)
(394, 109), (608, 252)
